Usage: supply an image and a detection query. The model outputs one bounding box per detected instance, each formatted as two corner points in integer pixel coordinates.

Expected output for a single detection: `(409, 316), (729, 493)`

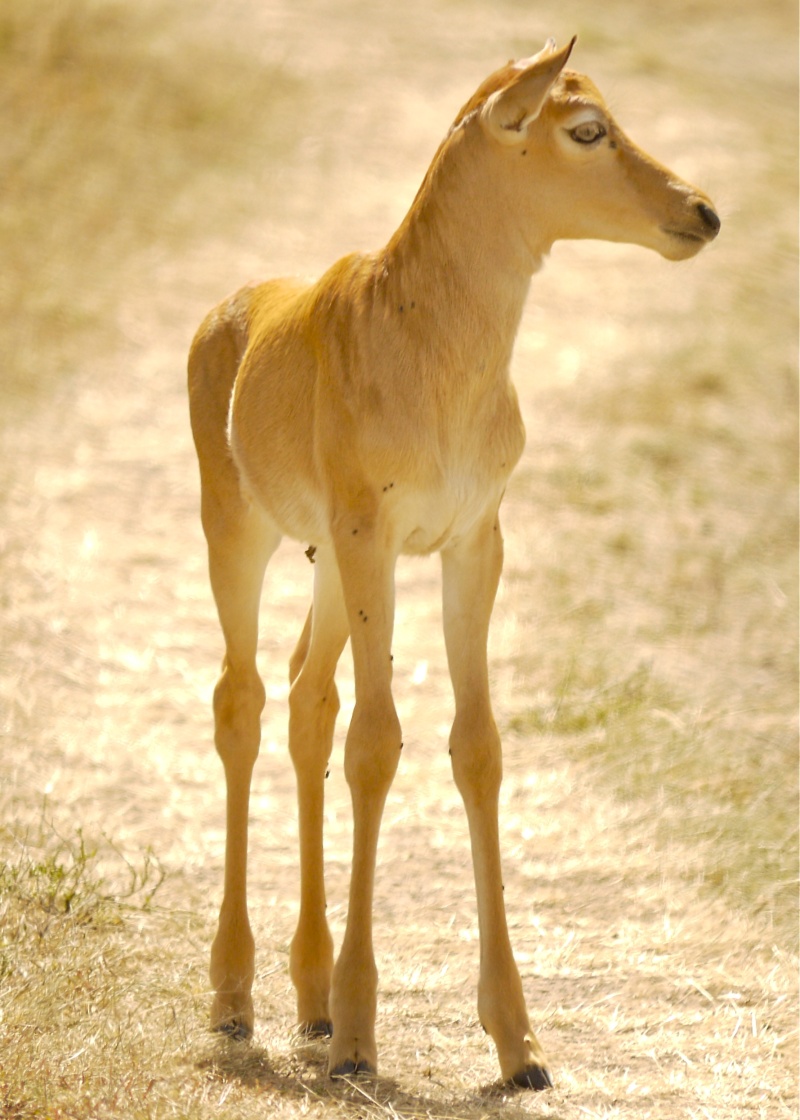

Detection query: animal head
(452, 38), (720, 262)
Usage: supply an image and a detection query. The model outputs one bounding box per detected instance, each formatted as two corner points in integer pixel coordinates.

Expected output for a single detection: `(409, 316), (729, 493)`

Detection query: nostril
(698, 202), (721, 235)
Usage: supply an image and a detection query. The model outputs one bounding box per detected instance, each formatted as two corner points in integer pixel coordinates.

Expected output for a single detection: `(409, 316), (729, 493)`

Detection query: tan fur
(187, 38), (719, 1088)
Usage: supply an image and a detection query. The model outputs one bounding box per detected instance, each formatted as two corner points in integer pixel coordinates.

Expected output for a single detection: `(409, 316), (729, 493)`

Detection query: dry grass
(2, 811), (796, 1119)
(0, 0), (797, 1118)
(0, 0), (306, 414)
(504, 335), (798, 936)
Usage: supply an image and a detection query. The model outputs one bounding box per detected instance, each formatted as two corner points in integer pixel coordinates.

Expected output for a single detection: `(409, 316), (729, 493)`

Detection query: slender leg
(287, 551), (350, 1035)
(441, 511), (552, 1090)
(326, 517), (402, 1077)
(205, 497), (281, 1039)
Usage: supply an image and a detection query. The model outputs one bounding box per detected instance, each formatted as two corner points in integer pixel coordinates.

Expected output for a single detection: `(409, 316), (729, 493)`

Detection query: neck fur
(375, 122), (543, 374)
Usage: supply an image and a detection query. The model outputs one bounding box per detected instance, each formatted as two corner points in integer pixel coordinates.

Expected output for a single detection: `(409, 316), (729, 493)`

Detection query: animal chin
(661, 227), (708, 260)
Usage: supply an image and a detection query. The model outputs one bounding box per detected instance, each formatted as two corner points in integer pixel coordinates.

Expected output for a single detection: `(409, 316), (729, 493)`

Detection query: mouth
(661, 202), (721, 250)
(659, 222), (717, 261)
(662, 228), (707, 245)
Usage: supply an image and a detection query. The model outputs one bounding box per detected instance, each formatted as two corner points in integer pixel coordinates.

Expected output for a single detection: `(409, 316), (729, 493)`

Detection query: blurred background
(0, 1), (797, 1116)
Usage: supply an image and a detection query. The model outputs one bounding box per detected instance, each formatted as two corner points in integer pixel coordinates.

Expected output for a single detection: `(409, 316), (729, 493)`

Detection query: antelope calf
(188, 38), (719, 1089)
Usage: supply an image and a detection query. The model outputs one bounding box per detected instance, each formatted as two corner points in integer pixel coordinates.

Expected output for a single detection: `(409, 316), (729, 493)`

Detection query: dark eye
(569, 120), (607, 145)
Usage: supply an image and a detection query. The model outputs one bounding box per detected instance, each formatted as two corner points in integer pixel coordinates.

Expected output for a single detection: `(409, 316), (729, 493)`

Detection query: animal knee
(344, 698), (402, 796)
(213, 664), (265, 766)
(449, 709), (502, 802)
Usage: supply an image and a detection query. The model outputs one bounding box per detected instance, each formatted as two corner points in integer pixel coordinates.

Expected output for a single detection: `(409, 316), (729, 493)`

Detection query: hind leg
(204, 490), (281, 1038)
(188, 303), (283, 1037)
(287, 549), (350, 1035)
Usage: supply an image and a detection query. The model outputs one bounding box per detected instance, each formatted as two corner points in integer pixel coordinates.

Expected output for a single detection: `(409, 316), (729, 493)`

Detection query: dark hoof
(510, 1064), (554, 1091)
(330, 1058), (375, 1078)
(212, 1019), (252, 1042)
(301, 1018), (333, 1039)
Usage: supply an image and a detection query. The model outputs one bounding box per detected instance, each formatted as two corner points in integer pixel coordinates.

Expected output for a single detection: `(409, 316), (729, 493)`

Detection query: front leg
(327, 512), (402, 1077)
(441, 512), (552, 1090)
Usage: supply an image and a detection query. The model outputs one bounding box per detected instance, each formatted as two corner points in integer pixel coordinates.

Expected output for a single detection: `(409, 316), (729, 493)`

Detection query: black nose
(698, 202), (721, 236)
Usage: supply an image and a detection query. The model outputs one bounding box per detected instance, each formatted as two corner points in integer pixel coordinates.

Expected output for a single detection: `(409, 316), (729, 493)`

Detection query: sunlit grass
(505, 319), (798, 942)
(0, 0), (305, 414)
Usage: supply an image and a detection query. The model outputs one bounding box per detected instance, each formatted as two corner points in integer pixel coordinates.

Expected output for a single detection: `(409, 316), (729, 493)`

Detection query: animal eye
(569, 121), (607, 145)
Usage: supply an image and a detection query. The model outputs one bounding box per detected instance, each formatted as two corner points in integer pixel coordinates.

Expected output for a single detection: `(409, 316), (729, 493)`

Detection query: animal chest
(393, 416), (525, 556)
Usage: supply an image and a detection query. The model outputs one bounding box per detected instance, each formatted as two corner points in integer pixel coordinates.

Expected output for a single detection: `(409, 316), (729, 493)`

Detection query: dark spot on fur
(305, 544), (316, 563)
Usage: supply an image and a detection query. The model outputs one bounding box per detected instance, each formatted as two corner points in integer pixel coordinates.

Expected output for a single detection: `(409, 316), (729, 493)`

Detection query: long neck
(376, 124), (542, 376)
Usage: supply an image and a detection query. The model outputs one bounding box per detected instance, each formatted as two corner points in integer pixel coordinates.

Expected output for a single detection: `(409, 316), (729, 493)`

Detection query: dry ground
(0, 1), (797, 1118)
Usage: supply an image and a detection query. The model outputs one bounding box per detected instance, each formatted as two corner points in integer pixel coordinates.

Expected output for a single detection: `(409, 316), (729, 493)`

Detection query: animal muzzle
(661, 196), (721, 258)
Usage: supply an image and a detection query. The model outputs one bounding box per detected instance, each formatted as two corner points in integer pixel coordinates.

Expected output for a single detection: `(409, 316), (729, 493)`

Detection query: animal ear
(481, 36), (577, 145)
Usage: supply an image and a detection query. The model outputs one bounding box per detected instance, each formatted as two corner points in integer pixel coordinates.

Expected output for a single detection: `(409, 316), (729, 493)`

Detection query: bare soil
(0, 2), (797, 1118)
